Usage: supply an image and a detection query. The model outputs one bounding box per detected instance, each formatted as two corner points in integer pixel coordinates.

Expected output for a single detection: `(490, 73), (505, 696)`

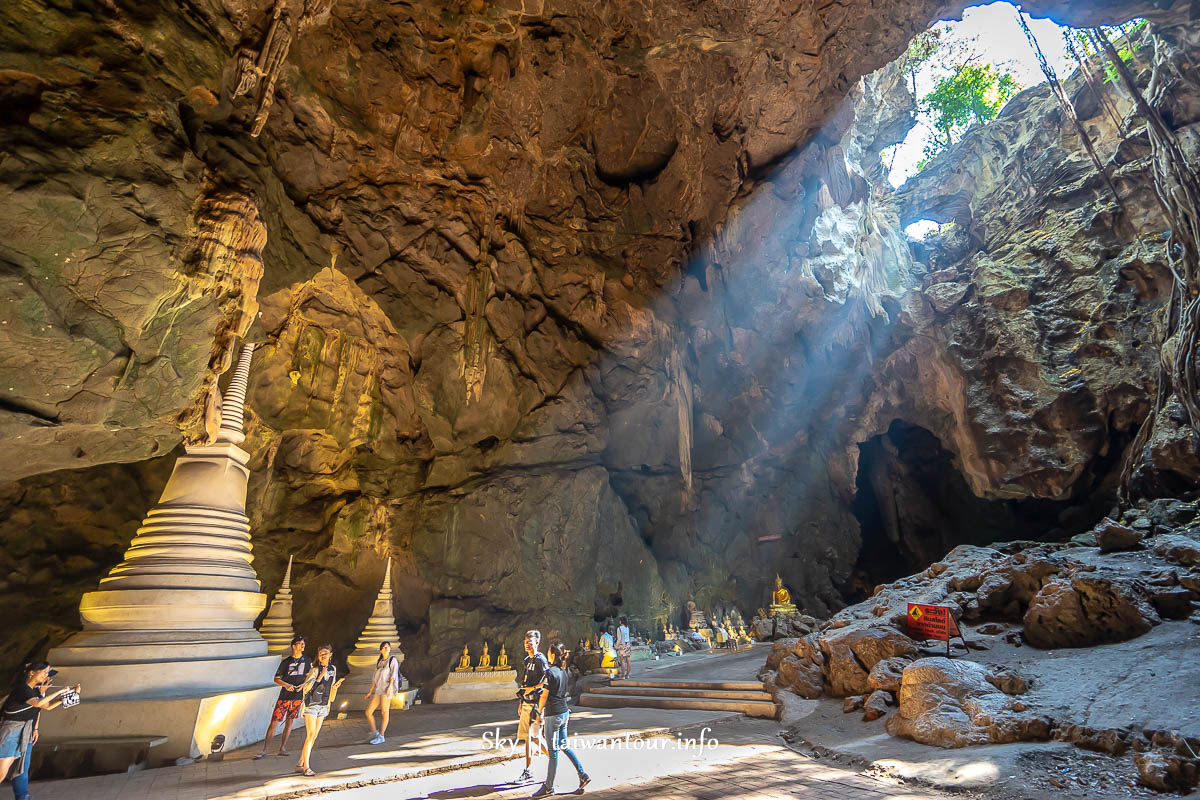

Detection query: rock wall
(0, 0), (1188, 684)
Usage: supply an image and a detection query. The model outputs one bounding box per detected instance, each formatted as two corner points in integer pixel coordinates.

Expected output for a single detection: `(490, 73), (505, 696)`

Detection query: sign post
(906, 603), (968, 656)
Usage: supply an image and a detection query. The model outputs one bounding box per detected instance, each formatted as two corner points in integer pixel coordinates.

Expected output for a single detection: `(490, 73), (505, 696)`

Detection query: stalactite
(669, 347), (694, 498)
(462, 264), (492, 404)
(230, 0), (335, 138)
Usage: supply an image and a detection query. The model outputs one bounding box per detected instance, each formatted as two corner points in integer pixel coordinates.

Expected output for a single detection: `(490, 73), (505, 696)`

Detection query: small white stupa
(45, 343), (280, 760)
(260, 555), (296, 653)
(341, 558), (417, 710)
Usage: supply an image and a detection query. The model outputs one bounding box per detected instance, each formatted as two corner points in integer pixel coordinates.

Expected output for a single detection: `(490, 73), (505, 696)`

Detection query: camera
(60, 688), (81, 709)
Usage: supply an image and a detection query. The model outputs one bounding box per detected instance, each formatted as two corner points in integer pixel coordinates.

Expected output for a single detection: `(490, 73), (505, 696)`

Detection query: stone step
(609, 679), (766, 692)
(577, 692), (778, 719)
(586, 685), (773, 701)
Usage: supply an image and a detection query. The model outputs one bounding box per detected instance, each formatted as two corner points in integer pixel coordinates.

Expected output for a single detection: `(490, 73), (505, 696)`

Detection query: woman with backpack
(364, 641), (401, 745)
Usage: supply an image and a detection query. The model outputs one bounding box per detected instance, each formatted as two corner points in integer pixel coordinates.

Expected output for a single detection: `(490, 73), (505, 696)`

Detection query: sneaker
(369, 734), (385, 745)
(517, 768), (534, 784)
(577, 773), (591, 792)
(530, 785), (553, 798)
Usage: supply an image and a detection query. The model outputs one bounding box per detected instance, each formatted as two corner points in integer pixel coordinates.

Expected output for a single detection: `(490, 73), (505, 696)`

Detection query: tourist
(531, 643), (589, 798)
(364, 641), (401, 745)
(515, 629), (549, 784)
(254, 636), (310, 760)
(615, 616), (631, 680)
(0, 661), (79, 800)
(597, 626), (614, 654)
(297, 645), (341, 777)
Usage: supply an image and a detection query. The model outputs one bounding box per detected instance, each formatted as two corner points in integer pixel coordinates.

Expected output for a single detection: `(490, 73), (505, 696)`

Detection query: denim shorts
(0, 723), (25, 758)
(303, 703), (330, 719)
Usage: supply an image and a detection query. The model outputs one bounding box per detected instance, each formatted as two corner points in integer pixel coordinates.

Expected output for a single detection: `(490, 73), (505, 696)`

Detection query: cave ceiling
(0, 0), (1190, 677)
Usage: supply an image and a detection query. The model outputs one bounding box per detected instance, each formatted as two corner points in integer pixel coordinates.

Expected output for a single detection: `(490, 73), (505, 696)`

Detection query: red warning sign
(906, 603), (961, 641)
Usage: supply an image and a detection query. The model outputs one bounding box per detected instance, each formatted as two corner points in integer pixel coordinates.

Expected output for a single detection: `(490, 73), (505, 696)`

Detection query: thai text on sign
(906, 603), (961, 641)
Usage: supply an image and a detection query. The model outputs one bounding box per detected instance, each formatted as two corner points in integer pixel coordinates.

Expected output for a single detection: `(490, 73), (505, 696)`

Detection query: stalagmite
(45, 343), (280, 760)
(260, 554), (296, 653)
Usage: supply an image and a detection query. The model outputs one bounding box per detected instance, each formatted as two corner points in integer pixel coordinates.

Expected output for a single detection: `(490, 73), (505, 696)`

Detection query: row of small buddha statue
(454, 642), (512, 672)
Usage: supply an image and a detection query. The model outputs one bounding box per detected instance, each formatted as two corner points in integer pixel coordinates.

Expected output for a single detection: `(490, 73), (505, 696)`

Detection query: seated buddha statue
(455, 644), (472, 671)
(496, 644), (510, 671)
(770, 573), (799, 616)
(477, 642), (492, 670)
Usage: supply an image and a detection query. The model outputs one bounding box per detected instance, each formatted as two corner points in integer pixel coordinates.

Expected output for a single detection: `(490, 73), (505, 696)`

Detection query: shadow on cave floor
(844, 420), (1117, 603)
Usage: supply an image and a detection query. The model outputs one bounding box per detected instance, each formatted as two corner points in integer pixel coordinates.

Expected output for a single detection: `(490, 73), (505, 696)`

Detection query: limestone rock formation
(0, 0), (1196, 688)
(885, 657), (1049, 748)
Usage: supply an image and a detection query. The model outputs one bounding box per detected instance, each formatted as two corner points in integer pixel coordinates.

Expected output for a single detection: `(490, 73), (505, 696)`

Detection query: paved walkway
(314, 718), (954, 800)
(23, 648), (765, 800)
(20, 644), (958, 800)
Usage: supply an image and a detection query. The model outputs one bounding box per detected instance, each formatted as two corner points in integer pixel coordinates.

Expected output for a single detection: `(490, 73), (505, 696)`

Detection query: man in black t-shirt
(514, 629), (548, 784)
(253, 636), (311, 759)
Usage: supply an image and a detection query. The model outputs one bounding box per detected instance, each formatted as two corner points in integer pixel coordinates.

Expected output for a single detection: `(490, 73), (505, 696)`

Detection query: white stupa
(341, 558), (417, 710)
(260, 555), (296, 653)
(46, 343), (281, 760)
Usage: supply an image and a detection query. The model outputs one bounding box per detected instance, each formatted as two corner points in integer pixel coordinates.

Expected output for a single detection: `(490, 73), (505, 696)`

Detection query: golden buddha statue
(477, 642), (492, 670)
(497, 644), (510, 671)
(769, 573), (799, 616)
(455, 644), (472, 671)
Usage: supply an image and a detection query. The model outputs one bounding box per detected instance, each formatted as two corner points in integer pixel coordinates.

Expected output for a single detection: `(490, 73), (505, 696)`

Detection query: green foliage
(1064, 19), (1147, 83)
(920, 64), (1021, 161)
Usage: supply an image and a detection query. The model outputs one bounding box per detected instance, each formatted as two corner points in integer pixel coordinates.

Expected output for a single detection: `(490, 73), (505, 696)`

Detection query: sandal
(303, 768), (315, 777)
(277, 750), (289, 756)
(252, 752), (267, 760)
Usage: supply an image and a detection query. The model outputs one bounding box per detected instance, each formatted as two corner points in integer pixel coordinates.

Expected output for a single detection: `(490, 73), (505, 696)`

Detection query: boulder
(778, 655), (825, 700)
(1149, 586), (1196, 619)
(1151, 531), (1200, 568)
(866, 656), (909, 693)
(1023, 575), (1160, 649)
(885, 657), (1050, 748)
(863, 690), (891, 721)
(1134, 748), (1200, 793)
(843, 694), (865, 713)
(820, 627), (916, 697)
(1095, 520), (1143, 553)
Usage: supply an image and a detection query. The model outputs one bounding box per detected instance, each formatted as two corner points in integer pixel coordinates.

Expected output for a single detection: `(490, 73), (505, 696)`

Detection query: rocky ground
(760, 498), (1200, 796)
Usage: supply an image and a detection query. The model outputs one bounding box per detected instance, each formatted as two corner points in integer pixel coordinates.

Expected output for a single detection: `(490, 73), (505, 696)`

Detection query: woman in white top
(364, 642), (401, 745)
(615, 616), (632, 680)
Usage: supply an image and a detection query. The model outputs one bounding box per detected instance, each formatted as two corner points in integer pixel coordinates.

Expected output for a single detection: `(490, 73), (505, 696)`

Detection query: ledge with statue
(431, 642), (518, 704)
(749, 574), (823, 640)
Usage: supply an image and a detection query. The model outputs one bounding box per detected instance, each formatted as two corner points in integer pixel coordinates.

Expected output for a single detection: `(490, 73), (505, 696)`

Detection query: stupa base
(40, 684), (280, 762)
(339, 674), (418, 711)
(432, 669), (518, 704)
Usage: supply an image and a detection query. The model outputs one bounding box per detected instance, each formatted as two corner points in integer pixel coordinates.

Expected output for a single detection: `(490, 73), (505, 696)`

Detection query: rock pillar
(46, 343), (280, 760)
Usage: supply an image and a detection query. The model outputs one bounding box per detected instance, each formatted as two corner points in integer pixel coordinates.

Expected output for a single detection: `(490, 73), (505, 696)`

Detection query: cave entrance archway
(846, 419), (1105, 601)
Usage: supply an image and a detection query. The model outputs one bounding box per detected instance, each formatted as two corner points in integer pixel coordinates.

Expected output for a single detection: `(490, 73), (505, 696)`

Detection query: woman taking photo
(531, 643), (589, 798)
(0, 661), (79, 800)
(364, 641), (401, 745)
(297, 645), (342, 777)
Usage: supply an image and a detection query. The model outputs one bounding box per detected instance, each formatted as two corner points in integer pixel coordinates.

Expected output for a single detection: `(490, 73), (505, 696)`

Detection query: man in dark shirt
(253, 636), (310, 759)
(515, 629), (548, 784)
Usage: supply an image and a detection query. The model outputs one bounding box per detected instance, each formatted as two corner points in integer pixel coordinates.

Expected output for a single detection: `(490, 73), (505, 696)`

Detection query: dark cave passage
(845, 420), (1112, 601)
